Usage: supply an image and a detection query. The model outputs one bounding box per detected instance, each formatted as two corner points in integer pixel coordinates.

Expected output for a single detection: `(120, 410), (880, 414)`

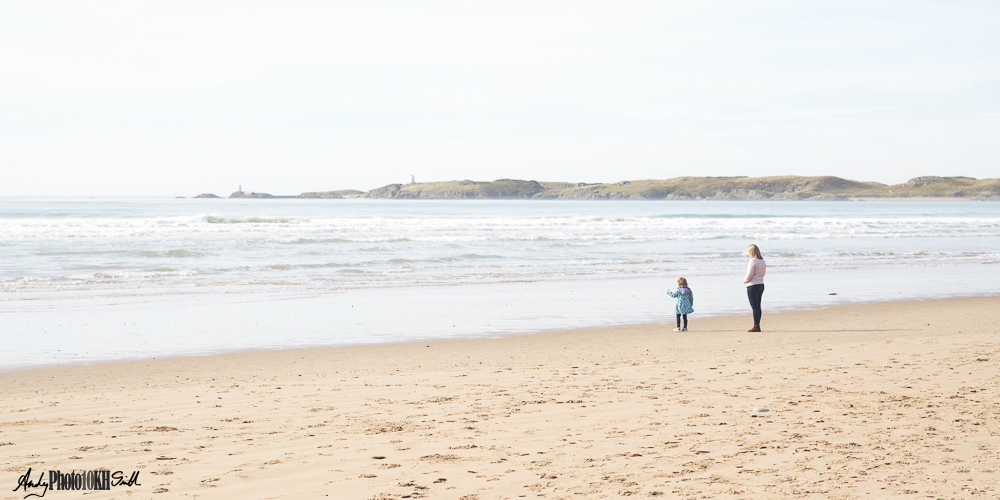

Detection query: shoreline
(3, 296), (999, 498)
(187, 196), (992, 201)
(5, 291), (997, 375)
(186, 175), (1000, 200)
(3, 293), (984, 377)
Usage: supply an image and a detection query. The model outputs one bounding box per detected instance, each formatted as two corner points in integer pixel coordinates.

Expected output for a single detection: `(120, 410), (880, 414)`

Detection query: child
(667, 277), (694, 331)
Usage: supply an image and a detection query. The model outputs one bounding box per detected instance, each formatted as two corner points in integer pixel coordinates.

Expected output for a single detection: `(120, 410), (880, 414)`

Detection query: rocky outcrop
(665, 192), (698, 200)
(297, 191), (343, 199)
(710, 188), (772, 200)
(366, 184), (403, 199)
(298, 190), (365, 199)
(905, 176), (944, 188)
(533, 185), (671, 200)
(366, 180), (546, 199)
(560, 190), (640, 200)
(806, 194), (850, 201)
(230, 191), (274, 198)
(194, 193), (220, 198)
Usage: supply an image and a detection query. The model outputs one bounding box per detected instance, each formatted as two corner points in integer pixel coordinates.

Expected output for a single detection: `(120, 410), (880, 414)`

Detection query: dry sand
(2, 296), (1000, 499)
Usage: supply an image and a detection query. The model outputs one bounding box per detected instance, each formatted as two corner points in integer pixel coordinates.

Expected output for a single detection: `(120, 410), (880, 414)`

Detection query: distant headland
(192, 176), (1000, 201)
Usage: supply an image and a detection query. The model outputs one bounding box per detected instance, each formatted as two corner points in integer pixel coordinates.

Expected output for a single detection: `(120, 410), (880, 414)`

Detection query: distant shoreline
(183, 197), (991, 202)
(190, 175), (1000, 201)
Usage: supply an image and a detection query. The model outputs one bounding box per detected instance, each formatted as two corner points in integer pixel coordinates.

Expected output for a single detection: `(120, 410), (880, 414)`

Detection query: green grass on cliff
(533, 176), (893, 199)
(304, 175), (1000, 200)
(885, 177), (1000, 198)
(534, 175), (1000, 199)
(391, 179), (546, 199)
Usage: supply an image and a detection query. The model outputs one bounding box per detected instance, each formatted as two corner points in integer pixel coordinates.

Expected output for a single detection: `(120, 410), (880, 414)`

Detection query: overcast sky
(2, 1), (998, 196)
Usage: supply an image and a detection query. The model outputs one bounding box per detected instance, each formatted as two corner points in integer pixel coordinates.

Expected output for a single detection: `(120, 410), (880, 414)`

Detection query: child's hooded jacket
(667, 286), (694, 315)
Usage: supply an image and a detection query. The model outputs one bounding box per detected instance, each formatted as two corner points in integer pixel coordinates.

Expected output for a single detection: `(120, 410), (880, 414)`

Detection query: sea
(2, 197), (999, 370)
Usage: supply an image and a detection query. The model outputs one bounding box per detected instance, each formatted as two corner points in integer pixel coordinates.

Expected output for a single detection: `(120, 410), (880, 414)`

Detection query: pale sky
(2, 1), (998, 196)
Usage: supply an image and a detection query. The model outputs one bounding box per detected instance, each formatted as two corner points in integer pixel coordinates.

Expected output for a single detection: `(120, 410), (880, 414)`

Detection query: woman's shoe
(747, 324), (761, 332)
(681, 327), (687, 331)
(672, 327), (681, 331)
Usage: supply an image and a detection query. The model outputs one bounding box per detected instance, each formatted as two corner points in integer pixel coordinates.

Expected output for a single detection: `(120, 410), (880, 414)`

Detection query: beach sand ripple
(2, 297), (999, 499)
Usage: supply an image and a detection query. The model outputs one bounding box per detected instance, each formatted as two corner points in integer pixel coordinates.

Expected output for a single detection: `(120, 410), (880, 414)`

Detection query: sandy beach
(3, 296), (999, 499)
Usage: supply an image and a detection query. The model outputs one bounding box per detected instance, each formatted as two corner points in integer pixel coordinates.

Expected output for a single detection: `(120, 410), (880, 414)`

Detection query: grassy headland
(194, 176), (1000, 200)
(360, 175), (1000, 200)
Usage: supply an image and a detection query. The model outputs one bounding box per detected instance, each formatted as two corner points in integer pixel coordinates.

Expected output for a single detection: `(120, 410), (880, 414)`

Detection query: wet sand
(2, 296), (999, 499)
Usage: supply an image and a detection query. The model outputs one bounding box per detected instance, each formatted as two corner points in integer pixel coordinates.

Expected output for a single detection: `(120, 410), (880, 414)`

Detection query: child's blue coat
(667, 286), (694, 315)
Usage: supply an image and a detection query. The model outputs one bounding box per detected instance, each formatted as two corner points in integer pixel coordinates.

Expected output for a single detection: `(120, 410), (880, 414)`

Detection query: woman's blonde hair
(678, 277), (688, 287)
(747, 244), (763, 259)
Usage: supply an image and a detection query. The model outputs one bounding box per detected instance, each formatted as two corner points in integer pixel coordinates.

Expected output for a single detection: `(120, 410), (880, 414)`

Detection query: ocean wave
(4, 247), (997, 294)
(206, 215), (294, 224)
(0, 216), (997, 243)
(137, 249), (206, 258)
(3, 203), (1000, 297)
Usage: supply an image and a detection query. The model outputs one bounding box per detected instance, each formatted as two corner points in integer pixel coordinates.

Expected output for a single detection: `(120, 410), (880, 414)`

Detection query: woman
(743, 244), (766, 332)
